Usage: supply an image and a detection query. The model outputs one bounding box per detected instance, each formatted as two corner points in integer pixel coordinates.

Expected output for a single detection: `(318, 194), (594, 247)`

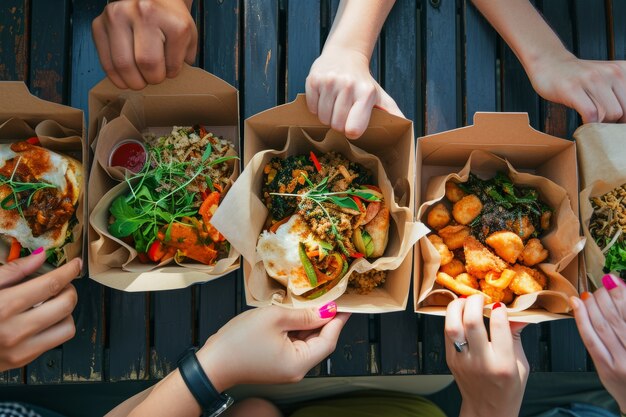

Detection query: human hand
(445, 295), (529, 417)
(305, 46), (403, 139)
(0, 250), (81, 371)
(92, 0), (197, 90)
(528, 51), (626, 123)
(571, 274), (626, 413)
(197, 303), (350, 392)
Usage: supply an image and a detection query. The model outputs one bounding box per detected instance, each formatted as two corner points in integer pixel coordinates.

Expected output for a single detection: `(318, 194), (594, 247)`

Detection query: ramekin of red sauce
(108, 140), (147, 173)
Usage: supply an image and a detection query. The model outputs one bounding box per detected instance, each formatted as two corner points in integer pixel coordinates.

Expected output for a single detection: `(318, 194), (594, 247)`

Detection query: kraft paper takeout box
(414, 112), (585, 323)
(212, 94), (429, 313)
(0, 82), (87, 275)
(87, 66), (241, 291)
(575, 123), (626, 289)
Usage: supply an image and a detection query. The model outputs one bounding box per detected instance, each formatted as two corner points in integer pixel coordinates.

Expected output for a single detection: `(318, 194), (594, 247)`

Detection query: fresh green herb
(0, 157), (57, 218)
(604, 242), (626, 273)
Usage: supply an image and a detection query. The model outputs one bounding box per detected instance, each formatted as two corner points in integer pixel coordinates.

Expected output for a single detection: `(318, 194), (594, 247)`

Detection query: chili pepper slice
(351, 252), (365, 259)
(7, 238), (21, 262)
(299, 242), (318, 287)
(309, 151), (322, 172)
(147, 240), (167, 263)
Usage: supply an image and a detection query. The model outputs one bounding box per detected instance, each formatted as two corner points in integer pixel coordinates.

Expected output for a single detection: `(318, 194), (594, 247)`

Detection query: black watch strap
(177, 347), (232, 415)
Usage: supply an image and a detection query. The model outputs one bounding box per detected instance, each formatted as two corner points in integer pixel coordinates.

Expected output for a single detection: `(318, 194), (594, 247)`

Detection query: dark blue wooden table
(0, 0), (623, 388)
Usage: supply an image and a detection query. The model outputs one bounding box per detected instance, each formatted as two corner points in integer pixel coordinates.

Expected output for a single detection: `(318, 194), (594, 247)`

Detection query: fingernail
(580, 291), (591, 301)
(318, 301), (337, 319)
(459, 295), (467, 299)
(602, 274), (617, 291)
(32, 247), (44, 255)
(492, 302), (502, 310)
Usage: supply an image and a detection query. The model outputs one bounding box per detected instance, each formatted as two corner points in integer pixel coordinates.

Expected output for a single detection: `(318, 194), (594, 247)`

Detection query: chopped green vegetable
(299, 242), (318, 286)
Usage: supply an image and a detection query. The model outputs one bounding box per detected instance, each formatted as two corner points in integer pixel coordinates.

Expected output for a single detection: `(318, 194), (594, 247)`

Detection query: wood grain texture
(286, 0), (321, 101)
(108, 292), (148, 381)
(379, 0), (420, 375)
(151, 290), (193, 379)
(204, 0), (240, 87)
(464, 0), (497, 121)
(611, 0), (626, 59)
(574, 0), (608, 60)
(550, 319), (587, 371)
(26, 349), (62, 384)
(29, 0), (69, 104)
(522, 324), (548, 372)
(198, 275), (237, 342)
(0, 0), (29, 81)
(424, 0), (458, 135)
(243, 0), (279, 117)
(70, 0), (106, 115)
(327, 313), (370, 376)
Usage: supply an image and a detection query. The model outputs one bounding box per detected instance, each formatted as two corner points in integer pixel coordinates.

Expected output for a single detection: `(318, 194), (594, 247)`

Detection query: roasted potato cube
(452, 194), (483, 225)
(440, 258), (466, 278)
(540, 210), (552, 231)
(427, 202), (451, 230)
(519, 238), (549, 266)
(438, 225), (471, 250)
(485, 231), (524, 264)
(509, 264), (548, 295)
(445, 181), (466, 203)
(428, 234), (454, 265)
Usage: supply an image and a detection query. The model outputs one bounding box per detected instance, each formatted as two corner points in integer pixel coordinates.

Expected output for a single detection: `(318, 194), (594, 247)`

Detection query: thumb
(374, 87), (404, 118)
(278, 302), (338, 332)
(0, 248), (46, 290)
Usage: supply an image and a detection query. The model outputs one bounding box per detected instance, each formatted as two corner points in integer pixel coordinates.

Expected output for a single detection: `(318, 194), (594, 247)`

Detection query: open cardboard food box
(212, 94), (429, 313)
(0, 82), (87, 276)
(87, 66), (241, 291)
(414, 112), (585, 323)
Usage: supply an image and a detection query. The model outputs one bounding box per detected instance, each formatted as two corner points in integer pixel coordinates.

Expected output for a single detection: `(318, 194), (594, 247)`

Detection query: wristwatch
(177, 347), (234, 416)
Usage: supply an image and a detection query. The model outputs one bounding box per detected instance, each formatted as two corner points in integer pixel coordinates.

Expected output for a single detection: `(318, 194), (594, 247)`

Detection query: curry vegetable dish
(256, 152), (390, 298)
(107, 126), (237, 265)
(589, 183), (626, 281)
(0, 140), (82, 266)
(426, 172), (553, 304)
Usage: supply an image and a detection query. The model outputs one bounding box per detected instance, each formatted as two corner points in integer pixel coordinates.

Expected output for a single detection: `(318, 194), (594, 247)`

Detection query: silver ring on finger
(454, 340), (469, 353)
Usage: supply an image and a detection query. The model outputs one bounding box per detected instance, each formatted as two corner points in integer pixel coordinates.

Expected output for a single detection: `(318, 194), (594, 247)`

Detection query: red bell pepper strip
(147, 240), (167, 263)
(351, 252), (365, 259)
(7, 238), (21, 262)
(309, 151), (322, 172)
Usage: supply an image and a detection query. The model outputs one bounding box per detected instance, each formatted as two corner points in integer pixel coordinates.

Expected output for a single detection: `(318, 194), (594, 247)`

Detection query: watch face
(208, 395), (234, 417)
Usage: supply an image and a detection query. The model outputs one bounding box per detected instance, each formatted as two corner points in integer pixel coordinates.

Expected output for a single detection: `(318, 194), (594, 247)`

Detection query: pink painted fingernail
(318, 301), (337, 319)
(492, 302), (502, 310)
(602, 274), (618, 291)
(32, 247), (44, 255)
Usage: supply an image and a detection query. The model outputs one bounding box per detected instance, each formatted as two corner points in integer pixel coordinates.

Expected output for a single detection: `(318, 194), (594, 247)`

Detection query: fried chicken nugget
(427, 202), (451, 230)
(479, 280), (514, 304)
(438, 225), (471, 250)
(463, 236), (508, 279)
(436, 272), (492, 302)
(509, 264), (548, 295)
(452, 194), (483, 225)
(440, 258), (466, 277)
(455, 272), (479, 289)
(485, 231), (524, 264)
(506, 215), (535, 241)
(428, 234), (454, 266)
(518, 238), (549, 266)
(445, 181), (466, 203)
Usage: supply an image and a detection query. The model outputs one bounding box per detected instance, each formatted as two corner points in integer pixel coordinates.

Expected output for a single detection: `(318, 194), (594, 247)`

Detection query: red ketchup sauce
(109, 140), (146, 173)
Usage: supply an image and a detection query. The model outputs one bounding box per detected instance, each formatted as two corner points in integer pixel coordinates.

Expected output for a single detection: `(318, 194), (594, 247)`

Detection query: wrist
(524, 47), (575, 81)
(321, 43), (371, 65)
(195, 344), (233, 393)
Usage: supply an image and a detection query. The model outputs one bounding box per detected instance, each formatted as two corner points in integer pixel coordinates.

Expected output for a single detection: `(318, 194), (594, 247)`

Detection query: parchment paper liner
(0, 117), (84, 272)
(212, 126), (428, 308)
(89, 114), (240, 276)
(575, 123), (626, 289)
(416, 150), (583, 314)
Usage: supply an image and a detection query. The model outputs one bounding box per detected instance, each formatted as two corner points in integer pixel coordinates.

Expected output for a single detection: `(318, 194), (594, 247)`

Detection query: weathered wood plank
(62, 279), (104, 382)
(151, 290), (193, 379)
(29, 0), (69, 104)
(521, 324), (547, 372)
(0, 0), (29, 81)
(574, 0), (608, 60)
(243, 0), (279, 117)
(424, 0), (458, 135)
(327, 313), (370, 376)
(464, 0), (497, 120)
(26, 349), (62, 385)
(108, 291), (148, 381)
(540, 0), (579, 138)
(204, 0), (240, 87)
(70, 0), (107, 115)
(611, 0), (626, 60)
(286, 0), (320, 101)
(379, 0), (419, 376)
(550, 319), (587, 372)
(420, 315), (447, 374)
(198, 276), (237, 342)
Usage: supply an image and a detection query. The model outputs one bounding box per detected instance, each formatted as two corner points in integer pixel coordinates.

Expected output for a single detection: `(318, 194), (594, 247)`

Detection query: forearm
(471, 0), (573, 75)
(324, 0), (395, 60)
